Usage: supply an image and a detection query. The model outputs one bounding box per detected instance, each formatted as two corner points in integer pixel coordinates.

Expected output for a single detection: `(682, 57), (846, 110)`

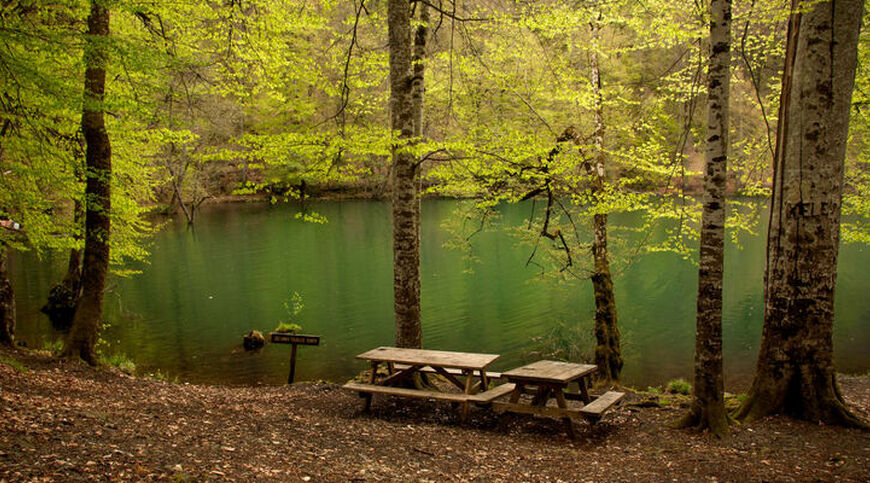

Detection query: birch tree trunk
(62, 0), (111, 365)
(736, 0), (866, 428)
(389, 0), (422, 349)
(588, 18), (622, 384)
(0, 246), (14, 346)
(678, 0), (731, 437)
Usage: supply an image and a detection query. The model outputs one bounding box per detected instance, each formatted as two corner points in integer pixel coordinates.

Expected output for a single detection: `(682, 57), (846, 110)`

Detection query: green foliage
(525, 322), (593, 363)
(666, 378), (692, 395)
(100, 352), (136, 374)
(42, 339), (64, 356)
(0, 354), (28, 373)
(274, 291), (304, 333)
(148, 369), (178, 383)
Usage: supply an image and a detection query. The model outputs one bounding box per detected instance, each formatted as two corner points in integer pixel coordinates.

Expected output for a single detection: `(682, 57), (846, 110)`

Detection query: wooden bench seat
(579, 391), (625, 420)
(469, 383), (516, 403)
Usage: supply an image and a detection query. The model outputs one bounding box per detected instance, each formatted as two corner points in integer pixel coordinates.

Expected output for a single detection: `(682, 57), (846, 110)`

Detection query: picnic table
(341, 346), (515, 421)
(494, 360), (624, 438)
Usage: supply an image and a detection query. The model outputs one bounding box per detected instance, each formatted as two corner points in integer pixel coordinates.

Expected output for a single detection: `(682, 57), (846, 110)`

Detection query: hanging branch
(737, 0), (775, 160)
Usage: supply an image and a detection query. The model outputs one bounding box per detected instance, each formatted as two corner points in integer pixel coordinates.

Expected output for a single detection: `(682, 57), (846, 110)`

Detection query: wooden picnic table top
(501, 360), (596, 384)
(356, 346), (500, 370)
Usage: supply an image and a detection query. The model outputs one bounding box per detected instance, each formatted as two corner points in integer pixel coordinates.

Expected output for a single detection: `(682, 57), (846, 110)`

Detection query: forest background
(2, 0), (868, 264)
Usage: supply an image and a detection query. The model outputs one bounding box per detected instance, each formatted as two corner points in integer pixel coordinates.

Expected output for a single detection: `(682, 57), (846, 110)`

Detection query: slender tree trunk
(588, 18), (622, 384)
(736, 0), (866, 428)
(62, 1), (111, 365)
(389, 0), (422, 349)
(0, 245), (14, 346)
(677, 0), (731, 437)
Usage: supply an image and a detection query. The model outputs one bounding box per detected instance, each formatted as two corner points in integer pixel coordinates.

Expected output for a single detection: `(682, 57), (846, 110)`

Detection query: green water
(9, 200), (870, 390)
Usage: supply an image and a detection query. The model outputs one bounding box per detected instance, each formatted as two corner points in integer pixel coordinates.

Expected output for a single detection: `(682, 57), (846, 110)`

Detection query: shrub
(666, 378), (692, 395)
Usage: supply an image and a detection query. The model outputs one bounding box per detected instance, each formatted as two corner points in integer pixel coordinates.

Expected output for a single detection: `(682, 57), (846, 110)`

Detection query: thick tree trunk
(678, 0), (731, 437)
(389, 0), (421, 349)
(411, 4), (428, 138)
(736, 0), (866, 428)
(62, 1), (111, 365)
(0, 246), (15, 346)
(588, 19), (622, 384)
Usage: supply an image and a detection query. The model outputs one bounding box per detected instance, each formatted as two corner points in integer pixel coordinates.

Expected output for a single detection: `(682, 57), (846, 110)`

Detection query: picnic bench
(343, 348), (624, 437)
(341, 346), (513, 421)
(494, 360), (625, 438)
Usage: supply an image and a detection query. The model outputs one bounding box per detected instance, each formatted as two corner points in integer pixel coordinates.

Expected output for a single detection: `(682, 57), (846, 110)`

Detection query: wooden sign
(269, 332), (321, 383)
(270, 333), (320, 346)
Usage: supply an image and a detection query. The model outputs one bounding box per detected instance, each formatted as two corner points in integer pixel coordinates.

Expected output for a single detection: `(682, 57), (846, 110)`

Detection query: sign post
(269, 332), (320, 383)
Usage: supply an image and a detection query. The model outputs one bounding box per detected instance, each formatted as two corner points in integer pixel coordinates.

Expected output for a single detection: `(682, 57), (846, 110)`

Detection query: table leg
(509, 382), (525, 404)
(578, 377), (591, 403)
(531, 385), (551, 406)
(554, 389), (575, 439)
(363, 361), (378, 412)
(479, 369), (489, 391)
(461, 370), (474, 422)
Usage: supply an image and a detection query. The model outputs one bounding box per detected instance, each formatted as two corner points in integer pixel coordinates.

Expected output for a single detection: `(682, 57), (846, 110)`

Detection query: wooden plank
(356, 347), (499, 370)
(470, 383), (516, 403)
(380, 364), (421, 386)
(431, 366), (465, 390)
(491, 401), (584, 420)
(342, 382), (471, 403)
(394, 364), (503, 380)
(502, 360), (597, 384)
(579, 391), (625, 417)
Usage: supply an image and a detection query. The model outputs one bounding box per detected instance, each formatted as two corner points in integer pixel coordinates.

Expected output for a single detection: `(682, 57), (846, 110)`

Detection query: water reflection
(9, 199), (870, 391)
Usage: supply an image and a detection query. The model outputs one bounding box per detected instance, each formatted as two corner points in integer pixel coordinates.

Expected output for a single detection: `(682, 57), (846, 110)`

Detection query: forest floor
(1, 346), (868, 482)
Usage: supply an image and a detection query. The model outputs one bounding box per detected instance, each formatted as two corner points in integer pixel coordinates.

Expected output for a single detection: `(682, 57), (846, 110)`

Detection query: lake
(8, 199), (870, 391)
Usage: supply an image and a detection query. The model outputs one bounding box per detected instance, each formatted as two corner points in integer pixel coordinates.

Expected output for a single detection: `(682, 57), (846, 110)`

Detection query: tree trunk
(588, 18), (622, 384)
(736, 0), (866, 428)
(0, 245), (15, 346)
(42, 199), (83, 331)
(678, 0), (731, 437)
(62, 0), (111, 365)
(411, 4), (428, 138)
(389, 0), (422, 349)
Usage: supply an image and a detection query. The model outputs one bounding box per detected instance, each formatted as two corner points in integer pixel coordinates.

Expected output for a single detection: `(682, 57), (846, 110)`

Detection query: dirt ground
(1, 346), (868, 482)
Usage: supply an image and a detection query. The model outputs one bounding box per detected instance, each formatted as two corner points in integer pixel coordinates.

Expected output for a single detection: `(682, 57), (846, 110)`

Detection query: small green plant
(274, 291), (304, 333)
(0, 354), (28, 373)
(524, 322), (593, 363)
(645, 386), (663, 395)
(149, 369), (178, 383)
(42, 339), (64, 355)
(101, 353), (136, 374)
(666, 378), (692, 395)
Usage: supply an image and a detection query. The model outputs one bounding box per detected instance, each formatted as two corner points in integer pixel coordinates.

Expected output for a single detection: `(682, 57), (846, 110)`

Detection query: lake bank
(10, 199), (870, 390)
(1, 346), (868, 481)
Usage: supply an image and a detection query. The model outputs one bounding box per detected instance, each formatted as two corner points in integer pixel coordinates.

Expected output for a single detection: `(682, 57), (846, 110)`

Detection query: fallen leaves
(1, 347), (870, 482)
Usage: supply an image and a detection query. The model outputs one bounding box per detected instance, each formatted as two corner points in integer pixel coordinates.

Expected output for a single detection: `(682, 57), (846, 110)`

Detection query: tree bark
(736, 0), (866, 428)
(678, 0), (731, 437)
(411, 3), (428, 139)
(588, 17), (622, 384)
(62, 0), (111, 365)
(0, 245), (15, 346)
(389, 0), (422, 349)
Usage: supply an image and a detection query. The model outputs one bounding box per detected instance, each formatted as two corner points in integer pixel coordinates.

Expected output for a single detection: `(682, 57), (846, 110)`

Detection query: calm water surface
(9, 200), (870, 390)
